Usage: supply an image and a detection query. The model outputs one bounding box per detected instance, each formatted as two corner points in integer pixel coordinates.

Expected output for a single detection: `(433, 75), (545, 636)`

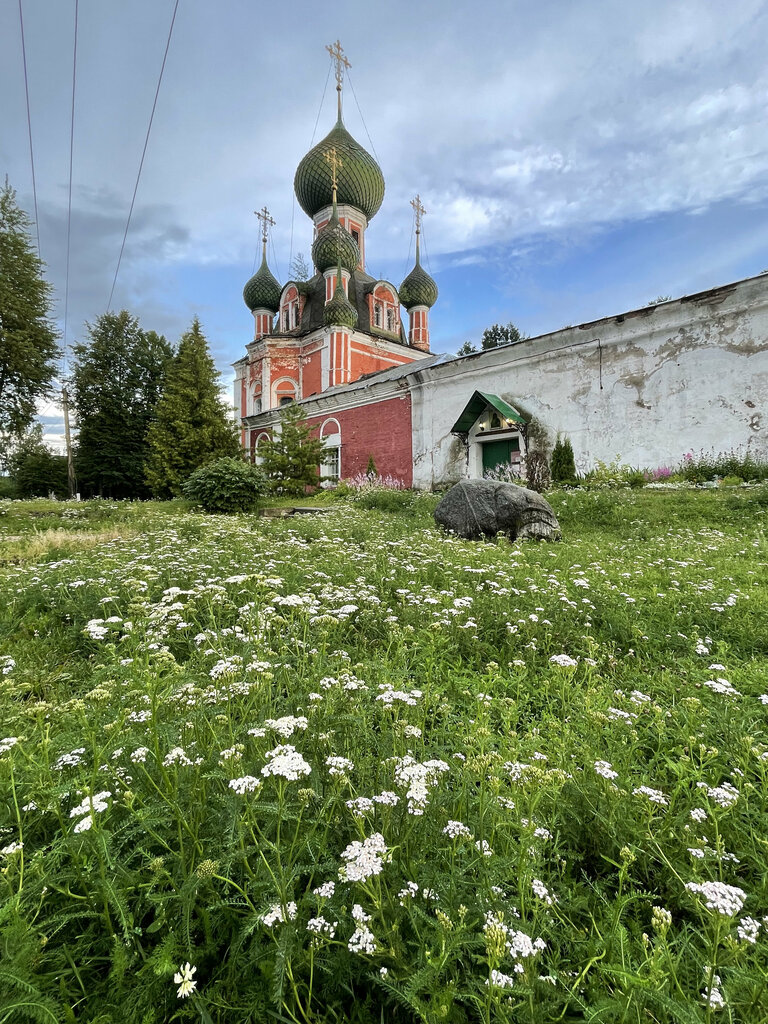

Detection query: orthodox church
(233, 42), (438, 482)
(235, 45), (768, 487)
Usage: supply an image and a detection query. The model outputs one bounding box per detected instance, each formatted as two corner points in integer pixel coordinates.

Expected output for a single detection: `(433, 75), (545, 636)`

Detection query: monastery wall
(408, 274), (768, 489)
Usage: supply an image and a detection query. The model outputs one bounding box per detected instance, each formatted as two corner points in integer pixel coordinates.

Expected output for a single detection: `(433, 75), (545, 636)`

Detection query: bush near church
(550, 434), (577, 485)
(182, 457), (267, 513)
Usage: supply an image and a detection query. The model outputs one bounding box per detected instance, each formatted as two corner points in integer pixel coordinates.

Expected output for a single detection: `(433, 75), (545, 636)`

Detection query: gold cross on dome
(324, 147), (344, 189)
(254, 206), (275, 245)
(411, 194), (426, 234)
(326, 39), (351, 92)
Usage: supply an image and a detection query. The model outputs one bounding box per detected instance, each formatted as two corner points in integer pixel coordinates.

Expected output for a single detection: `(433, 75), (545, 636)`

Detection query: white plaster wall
(409, 275), (768, 489)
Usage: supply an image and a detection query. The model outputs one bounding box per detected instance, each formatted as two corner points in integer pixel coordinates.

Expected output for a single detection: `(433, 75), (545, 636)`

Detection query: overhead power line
(63, 0), (79, 371)
(107, 0), (180, 313)
(18, 0), (40, 260)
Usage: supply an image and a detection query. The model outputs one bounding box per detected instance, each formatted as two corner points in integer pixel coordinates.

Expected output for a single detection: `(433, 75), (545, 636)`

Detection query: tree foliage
(289, 252), (311, 282)
(258, 402), (327, 496)
(551, 433), (577, 484)
(71, 311), (172, 498)
(145, 317), (240, 497)
(0, 180), (60, 458)
(7, 424), (67, 498)
(457, 341), (477, 356)
(481, 322), (522, 349)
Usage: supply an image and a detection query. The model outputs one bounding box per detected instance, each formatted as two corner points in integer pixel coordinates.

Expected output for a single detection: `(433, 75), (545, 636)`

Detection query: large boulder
(434, 479), (561, 541)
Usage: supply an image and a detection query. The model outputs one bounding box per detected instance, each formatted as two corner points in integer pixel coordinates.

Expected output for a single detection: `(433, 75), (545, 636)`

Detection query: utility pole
(61, 387), (77, 499)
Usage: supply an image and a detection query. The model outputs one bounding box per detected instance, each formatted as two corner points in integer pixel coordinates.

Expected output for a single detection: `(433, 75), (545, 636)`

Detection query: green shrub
(550, 434), (577, 484)
(182, 457), (267, 512)
(0, 476), (16, 498)
(719, 475), (743, 487)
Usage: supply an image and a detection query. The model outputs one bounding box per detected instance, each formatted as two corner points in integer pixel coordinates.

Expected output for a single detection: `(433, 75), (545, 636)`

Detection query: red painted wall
(307, 394), (413, 486)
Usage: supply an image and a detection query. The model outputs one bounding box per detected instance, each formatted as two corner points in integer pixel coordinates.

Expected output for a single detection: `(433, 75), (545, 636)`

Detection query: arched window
(273, 378), (298, 407)
(319, 418), (341, 486)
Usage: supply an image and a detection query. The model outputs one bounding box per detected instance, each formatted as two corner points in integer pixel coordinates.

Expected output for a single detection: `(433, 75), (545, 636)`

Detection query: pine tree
(550, 433), (577, 483)
(145, 317), (240, 497)
(0, 179), (60, 459)
(258, 402), (327, 496)
(71, 311), (172, 497)
(481, 322), (522, 349)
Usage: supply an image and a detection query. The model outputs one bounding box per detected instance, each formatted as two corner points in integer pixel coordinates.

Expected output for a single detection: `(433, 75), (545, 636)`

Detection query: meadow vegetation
(1, 486), (767, 1022)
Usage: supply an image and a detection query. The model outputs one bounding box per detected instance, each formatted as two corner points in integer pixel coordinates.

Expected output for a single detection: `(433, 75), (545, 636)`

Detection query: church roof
(399, 258), (438, 310)
(274, 270), (407, 344)
(294, 117), (385, 221)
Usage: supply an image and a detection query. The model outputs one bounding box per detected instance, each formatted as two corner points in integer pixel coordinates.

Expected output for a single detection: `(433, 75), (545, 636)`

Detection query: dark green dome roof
(243, 255), (281, 312)
(323, 276), (359, 329)
(312, 213), (360, 274)
(399, 258), (438, 310)
(295, 118), (385, 221)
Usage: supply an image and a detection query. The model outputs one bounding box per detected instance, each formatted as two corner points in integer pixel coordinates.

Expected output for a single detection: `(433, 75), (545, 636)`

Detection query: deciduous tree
(145, 318), (240, 497)
(0, 180), (60, 459)
(71, 311), (172, 497)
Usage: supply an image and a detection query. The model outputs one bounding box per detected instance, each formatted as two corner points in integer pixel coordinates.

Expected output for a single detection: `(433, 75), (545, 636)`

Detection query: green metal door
(482, 439), (514, 473)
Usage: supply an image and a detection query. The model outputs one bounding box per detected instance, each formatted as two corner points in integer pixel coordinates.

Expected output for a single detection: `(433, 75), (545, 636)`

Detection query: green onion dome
(323, 275), (359, 329)
(399, 257), (438, 310)
(243, 254), (281, 312)
(312, 212), (360, 274)
(295, 117), (385, 221)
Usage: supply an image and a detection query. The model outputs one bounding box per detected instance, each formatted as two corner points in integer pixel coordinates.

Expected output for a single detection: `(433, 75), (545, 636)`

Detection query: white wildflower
(229, 775), (261, 795)
(737, 917), (761, 944)
(443, 820), (472, 839)
(174, 962), (197, 999)
(264, 715), (308, 738)
(261, 902), (297, 926)
(594, 760), (618, 780)
(549, 654), (578, 667)
(685, 881), (747, 916)
(632, 786), (668, 806)
(261, 744), (311, 781)
(326, 755), (354, 777)
(339, 833), (387, 883)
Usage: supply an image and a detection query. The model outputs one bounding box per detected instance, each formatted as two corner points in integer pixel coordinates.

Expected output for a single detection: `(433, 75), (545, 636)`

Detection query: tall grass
(0, 489), (767, 1022)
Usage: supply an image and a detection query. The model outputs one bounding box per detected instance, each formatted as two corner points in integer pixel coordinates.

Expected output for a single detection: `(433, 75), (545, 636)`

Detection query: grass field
(1, 487), (767, 1023)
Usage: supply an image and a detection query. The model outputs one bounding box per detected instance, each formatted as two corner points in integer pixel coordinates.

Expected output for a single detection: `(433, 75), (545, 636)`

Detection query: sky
(2, 0), (768, 448)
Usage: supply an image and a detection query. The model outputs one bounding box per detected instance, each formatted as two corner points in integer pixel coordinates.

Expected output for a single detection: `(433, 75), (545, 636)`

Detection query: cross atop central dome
(293, 40), (385, 222)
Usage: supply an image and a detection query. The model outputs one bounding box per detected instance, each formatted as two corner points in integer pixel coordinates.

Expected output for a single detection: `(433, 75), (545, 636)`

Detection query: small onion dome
(399, 259), (438, 310)
(294, 118), (385, 221)
(243, 255), (281, 312)
(312, 213), (360, 274)
(323, 276), (358, 329)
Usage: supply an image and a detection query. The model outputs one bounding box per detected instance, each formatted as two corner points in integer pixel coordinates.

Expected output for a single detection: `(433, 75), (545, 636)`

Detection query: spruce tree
(550, 434), (577, 484)
(71, 311), (172, 497)
(0, 180), (60, 459)
(258, 402), (327, 496)
(145, 317), (240, 497)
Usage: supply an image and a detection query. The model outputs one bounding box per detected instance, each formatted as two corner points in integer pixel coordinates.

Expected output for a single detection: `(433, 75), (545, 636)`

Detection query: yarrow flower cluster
(483, 911), (546, 967)
(69, 791), (111, 833)
(594, 760), (618, 780)
(263, 715), (308, 738)
(685, 881), (747, 917)
(393, 755), (450, 815)
(228, 775), (261, 795)
(632, 785), (668, 806)
(0, 736), (20, 755)
(443, 820), (472, 839)
(174, 962), (197, 999)
(348, 904), (376, 954)
(326, 755), (354, 777)
(261, 744), (312, 781)
(339, 832), (387, 883)
(549, 653), (578, 668)
(261, 902), (297, 926)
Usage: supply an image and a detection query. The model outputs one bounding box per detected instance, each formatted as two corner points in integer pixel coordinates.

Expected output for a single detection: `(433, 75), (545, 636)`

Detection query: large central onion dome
(295, 117), (385, 221)
(243, 254), (281, 312)
(312, 210), (360, 273)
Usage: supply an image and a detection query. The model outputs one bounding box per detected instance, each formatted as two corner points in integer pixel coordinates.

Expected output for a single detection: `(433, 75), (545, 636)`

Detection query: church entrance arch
(450, 391), (527, 479)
